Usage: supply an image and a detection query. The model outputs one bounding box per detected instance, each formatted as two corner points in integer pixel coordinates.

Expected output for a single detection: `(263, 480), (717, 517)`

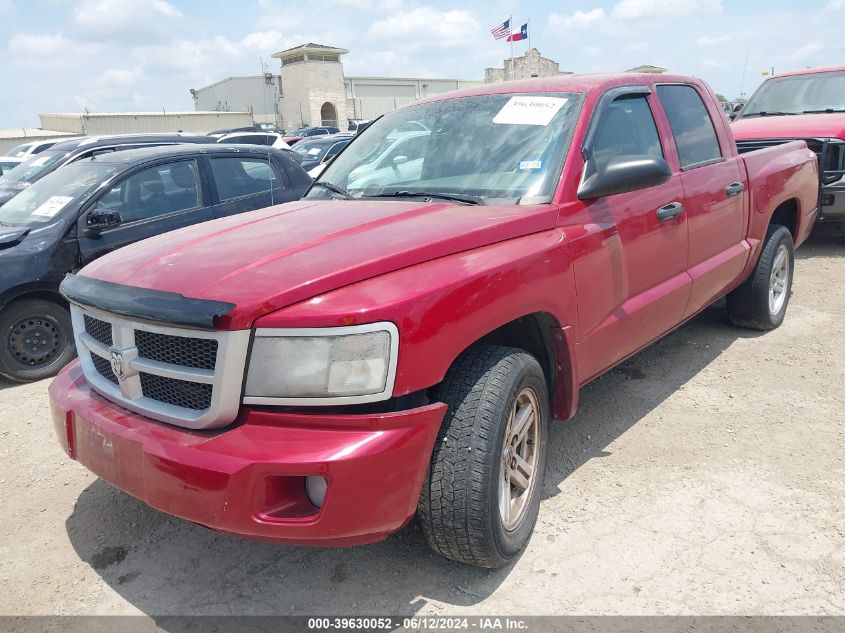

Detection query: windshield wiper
(803, 108), (845, 114)
(311, 181), (353, 199)
(369, 191), (482, 205)
(741, 111), (799, 118)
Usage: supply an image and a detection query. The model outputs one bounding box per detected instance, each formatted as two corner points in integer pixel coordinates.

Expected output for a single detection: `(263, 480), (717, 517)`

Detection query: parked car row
(0, 139), (312, 382)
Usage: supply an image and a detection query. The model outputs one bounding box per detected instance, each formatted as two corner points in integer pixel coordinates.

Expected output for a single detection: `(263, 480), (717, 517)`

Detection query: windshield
(0, 150), (69, 185)
(307, 92), (584, 204)
(294, 141), (327, 159)
(0, 161), (117, 226)
(741, 71), (845, 116)
(5, 143), (33, 158)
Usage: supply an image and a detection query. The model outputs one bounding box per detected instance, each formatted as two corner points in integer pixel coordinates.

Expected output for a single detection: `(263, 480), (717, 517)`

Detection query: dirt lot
(0, 229), (843, 618)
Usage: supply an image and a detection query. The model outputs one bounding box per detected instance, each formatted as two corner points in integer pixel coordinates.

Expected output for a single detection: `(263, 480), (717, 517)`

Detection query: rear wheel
(727, 225), (794, 331)
(0, 299), (76, 382)
(417, 345), (549, 568)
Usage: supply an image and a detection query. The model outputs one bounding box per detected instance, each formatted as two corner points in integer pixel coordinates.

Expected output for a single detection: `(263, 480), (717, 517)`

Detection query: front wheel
(727, 225), (795, 331)
(0, 299), (76, 383)
(417, 345), (549, 568)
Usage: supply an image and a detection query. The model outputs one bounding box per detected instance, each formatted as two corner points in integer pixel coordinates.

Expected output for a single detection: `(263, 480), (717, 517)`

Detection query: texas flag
(507, 23), (528, 42)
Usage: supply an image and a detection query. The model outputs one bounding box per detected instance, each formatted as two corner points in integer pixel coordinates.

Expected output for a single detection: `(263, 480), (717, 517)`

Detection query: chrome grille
(134, 330), (218, 370)
(83, 315), (113, 347)
(71, 305), (251, 429)
(91, 353), (118, 385)
(139, 373), (213, 410)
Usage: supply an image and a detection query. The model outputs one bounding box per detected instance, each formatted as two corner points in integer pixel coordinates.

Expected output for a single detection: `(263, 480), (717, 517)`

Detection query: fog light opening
(822, 193), (835, 207)
(305, 476), (327, 508)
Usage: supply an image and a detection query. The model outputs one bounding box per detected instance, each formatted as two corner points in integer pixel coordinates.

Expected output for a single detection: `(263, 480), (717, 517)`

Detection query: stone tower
(272, 43), (349, 129)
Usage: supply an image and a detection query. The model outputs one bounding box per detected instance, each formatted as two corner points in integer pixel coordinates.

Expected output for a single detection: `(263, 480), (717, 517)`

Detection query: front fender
(254, 229), (580, 401)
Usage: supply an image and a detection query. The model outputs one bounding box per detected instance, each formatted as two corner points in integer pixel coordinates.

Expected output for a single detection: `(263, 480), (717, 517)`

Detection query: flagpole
(509, 14), (514, 80)
(528, 17), (531, 51)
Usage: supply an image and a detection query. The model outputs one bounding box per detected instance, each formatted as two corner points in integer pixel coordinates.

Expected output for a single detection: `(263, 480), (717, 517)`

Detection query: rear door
(655, 83), (749, 316)
(208, 155), (296, 218)
(77, 158), (213, 264)
(570, 87), (691, 381)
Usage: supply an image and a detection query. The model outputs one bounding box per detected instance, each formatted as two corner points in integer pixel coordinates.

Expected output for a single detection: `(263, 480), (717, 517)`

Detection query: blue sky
(1, 0), (843, 128)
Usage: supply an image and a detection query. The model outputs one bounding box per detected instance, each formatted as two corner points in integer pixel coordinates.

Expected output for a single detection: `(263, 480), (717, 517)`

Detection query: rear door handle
(725, 181), (745, 197)
(656, 201), (683, 222)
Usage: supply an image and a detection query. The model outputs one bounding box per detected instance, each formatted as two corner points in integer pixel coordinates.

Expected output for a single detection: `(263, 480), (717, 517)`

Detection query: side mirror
(392, 155), (409, 166)
(86, 207), (122, 234)
(577, 155), (672, 200)
(733, 103), (743, 112)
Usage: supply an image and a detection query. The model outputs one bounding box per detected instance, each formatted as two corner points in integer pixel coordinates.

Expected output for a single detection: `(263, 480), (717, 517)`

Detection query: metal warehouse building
(191, 43), (484, 130)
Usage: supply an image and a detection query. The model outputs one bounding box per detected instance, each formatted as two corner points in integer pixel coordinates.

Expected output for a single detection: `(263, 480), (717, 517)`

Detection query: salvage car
(215, 131), (292, 150)
(0, 144), (310, 382)
(0, 157), (23, 177)
(50, 74), (818, 567)
(292, 133), (354, 173)
(732, 65), (845, 228)
(0, 134), (213, 207)
(283, 126), (341, 145)
(4, 138), (75, 160)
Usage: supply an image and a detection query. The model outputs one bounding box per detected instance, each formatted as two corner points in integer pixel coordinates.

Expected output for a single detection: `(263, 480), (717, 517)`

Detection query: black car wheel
(0, 299), (76, 383)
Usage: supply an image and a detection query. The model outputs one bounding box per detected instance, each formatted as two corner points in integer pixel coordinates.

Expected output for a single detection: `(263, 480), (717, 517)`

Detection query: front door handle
(656, 201), (683, 222)
(725, 181), (745, 197)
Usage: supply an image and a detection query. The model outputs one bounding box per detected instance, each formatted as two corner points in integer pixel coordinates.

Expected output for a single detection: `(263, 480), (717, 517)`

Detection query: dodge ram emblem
(110, 350), (126, 380)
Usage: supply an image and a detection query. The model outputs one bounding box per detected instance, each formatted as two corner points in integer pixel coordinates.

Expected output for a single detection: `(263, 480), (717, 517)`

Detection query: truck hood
(732, 113), (845, 140)
(79, 199), (558, 328)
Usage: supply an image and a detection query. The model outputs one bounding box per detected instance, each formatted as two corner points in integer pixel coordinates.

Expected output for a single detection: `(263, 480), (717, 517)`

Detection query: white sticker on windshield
(32, 196), (73, 218)
(493, 96), (568, 126)
(30, 156), (51, 167)
(308, 147), (322, 155)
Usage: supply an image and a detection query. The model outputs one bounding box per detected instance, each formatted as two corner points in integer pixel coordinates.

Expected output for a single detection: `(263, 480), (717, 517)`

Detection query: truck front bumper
(49, 362), (445, 547)
(819, 183), (845, 222)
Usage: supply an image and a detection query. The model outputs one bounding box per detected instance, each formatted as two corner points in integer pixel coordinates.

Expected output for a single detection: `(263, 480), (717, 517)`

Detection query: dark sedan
(0, 134), (214, 207)
(292, 133), (354, 172)
(0, 144), (311, 382)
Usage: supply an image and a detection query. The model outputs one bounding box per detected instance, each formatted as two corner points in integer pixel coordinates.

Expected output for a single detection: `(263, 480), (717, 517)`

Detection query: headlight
(243, 322), (399, 405)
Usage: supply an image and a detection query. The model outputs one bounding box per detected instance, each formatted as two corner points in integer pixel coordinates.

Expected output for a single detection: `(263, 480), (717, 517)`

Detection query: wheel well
(474, 312), (559, 396)
(1, 289), (67, 312)
(770, 199), (798, 241)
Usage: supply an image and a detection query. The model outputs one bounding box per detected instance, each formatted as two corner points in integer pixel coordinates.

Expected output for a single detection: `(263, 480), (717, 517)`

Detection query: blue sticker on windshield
(518, 160), (543, 171)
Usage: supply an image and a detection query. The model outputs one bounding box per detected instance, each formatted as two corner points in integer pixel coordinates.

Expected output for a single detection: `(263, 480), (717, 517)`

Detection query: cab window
(656, 84), (723, 169)
(591, 94), (663, 171)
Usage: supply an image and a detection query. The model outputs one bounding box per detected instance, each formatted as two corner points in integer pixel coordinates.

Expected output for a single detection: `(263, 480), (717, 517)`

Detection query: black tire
(727, 225), (795, 331)
(418, 345), (549, 568)
(0, 299), (76, 383)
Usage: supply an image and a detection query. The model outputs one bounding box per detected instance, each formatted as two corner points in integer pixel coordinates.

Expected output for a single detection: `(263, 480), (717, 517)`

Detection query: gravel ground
(0, 228), (842, 617)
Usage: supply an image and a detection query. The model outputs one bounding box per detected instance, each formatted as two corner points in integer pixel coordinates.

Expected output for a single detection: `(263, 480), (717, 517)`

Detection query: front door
(77, 159), (214, 264)
(570, 89), (691, 381)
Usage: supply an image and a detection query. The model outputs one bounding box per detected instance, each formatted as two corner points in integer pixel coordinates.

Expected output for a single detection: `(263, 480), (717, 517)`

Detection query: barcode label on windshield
(493, 96), (568, 126)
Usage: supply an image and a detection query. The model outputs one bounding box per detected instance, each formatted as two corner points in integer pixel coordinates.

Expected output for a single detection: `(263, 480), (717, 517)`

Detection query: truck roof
(770, 65), (845, 78)
(414, 72), (706, 105)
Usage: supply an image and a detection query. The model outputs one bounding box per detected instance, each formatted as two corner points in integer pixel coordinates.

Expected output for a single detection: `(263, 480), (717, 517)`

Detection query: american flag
(490, 18), (510, 40)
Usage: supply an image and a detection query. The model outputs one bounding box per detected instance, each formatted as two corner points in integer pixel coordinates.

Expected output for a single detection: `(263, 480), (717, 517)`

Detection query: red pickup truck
(732, 65), (845, 228)
(49, 73), (818, 568)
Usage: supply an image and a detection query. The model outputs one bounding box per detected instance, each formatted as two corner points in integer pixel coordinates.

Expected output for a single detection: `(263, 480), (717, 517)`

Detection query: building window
(281, 55), (305, 66)
(307, 54), (339, 62)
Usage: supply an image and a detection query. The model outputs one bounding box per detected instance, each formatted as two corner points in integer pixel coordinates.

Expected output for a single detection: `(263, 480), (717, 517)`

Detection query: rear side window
(591, 95), (663, 171)
(224, 135), (261, 145)
(210, 157), (286, 201)
(656, 84), (723, 168)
